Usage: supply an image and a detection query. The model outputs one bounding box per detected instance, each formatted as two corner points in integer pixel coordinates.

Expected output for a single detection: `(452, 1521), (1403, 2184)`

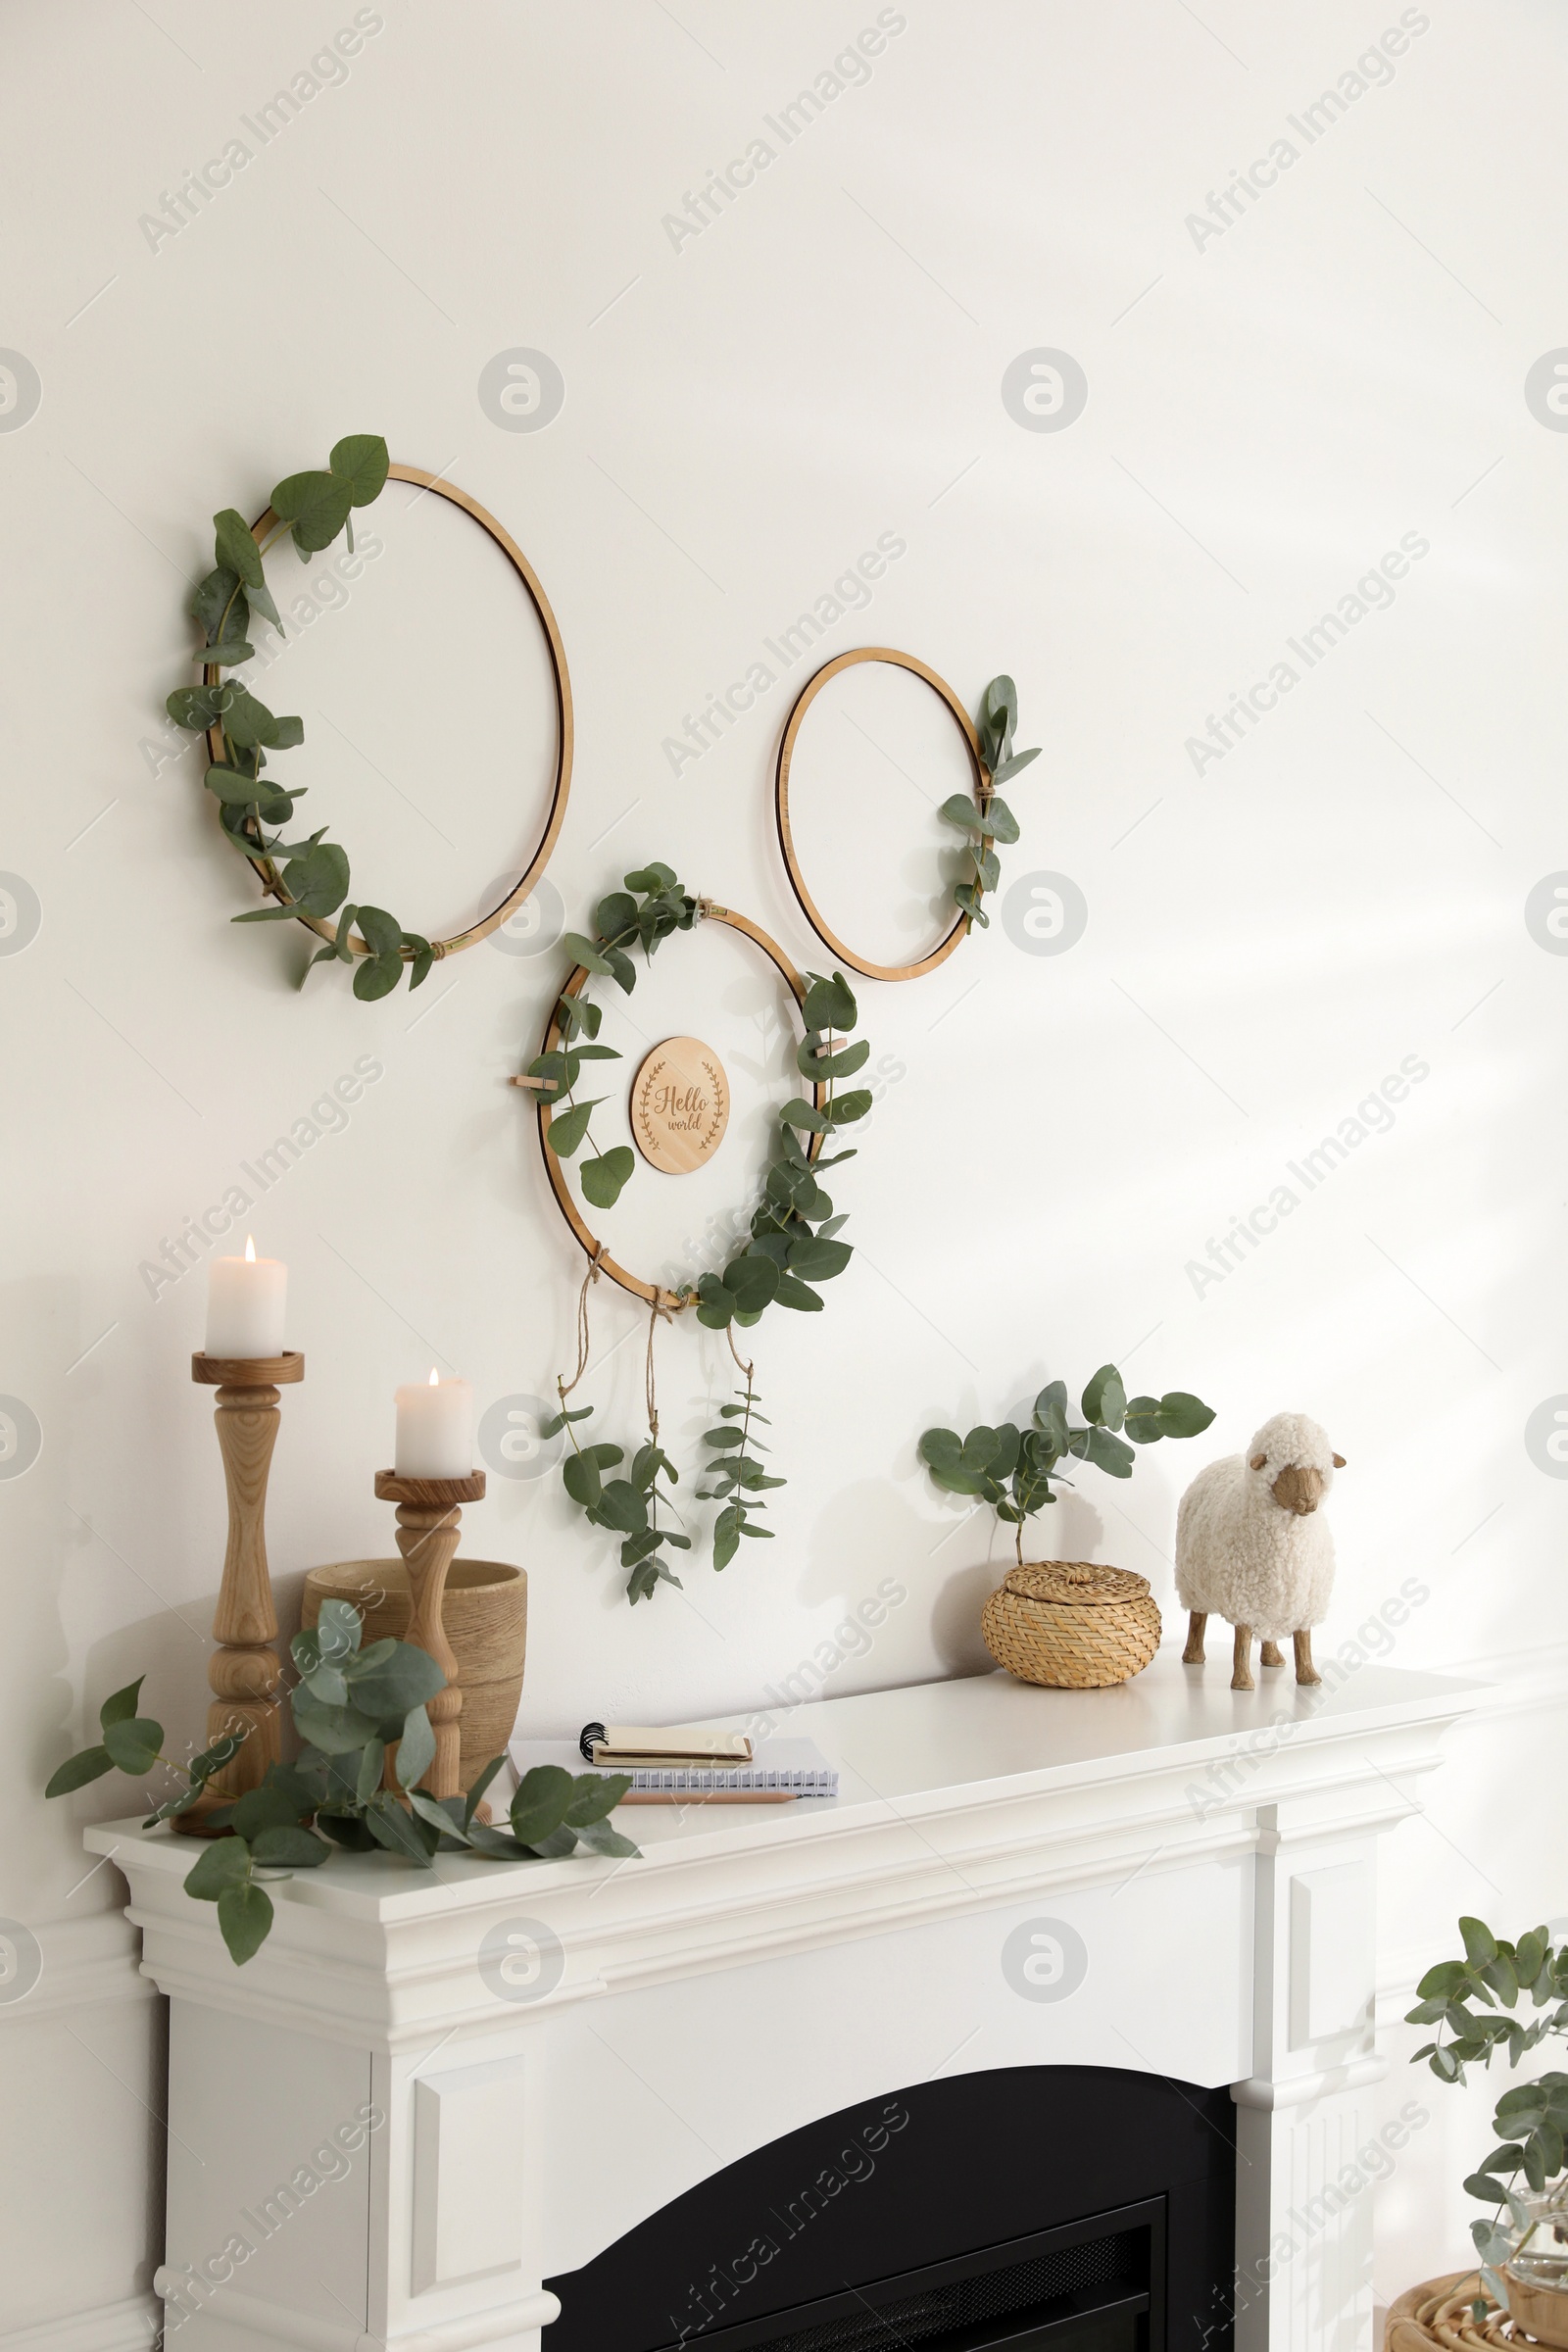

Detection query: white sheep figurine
(1174, 1411), (1346, 1690)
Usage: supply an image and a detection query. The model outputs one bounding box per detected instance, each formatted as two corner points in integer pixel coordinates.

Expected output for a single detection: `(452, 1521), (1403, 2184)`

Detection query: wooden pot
(302, 1558), (526, 1792)
(981, 1561), (1162, 1689)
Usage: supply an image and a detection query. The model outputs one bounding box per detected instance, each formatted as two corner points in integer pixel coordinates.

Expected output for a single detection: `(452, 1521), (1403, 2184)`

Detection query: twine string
(558, 1243), (605, 1402)
(646, 1293), (674, 1442)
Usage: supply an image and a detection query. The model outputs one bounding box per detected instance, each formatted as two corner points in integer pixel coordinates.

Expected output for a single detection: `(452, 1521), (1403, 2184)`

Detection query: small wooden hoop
(205, 463), (574, 961)
(532, 903), (824, 1311)
(774, 645), (990, 984)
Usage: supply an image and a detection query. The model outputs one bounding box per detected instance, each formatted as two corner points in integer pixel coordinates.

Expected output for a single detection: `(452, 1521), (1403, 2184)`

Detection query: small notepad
(511, 1737), (839, 1796)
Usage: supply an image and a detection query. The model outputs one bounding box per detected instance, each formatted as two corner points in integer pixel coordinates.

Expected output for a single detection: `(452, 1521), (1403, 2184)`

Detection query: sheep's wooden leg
(1183, 1610), (1207, 1664)
(1231, 1623), (1254, 1691)
(1294, 1630), (1321, 1686)
(1260, 1640), (1284, 1669)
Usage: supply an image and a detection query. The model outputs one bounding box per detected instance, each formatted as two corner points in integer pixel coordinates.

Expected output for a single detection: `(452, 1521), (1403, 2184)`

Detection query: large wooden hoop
(774, 645), (990, 984)
(206, 462), (573, 961)
(533, 902), (824, 1311)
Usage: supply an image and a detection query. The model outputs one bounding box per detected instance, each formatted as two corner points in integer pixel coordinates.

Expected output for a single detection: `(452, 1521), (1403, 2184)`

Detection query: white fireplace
(88, 1649), (1476, 2352)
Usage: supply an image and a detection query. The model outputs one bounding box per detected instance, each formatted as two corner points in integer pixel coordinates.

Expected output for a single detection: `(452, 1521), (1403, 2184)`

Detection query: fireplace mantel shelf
(93, 1649), (1481, 2352)
(90, 1649), (1478, 1908)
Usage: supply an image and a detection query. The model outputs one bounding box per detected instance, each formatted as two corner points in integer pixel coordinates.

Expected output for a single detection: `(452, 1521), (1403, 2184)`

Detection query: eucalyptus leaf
(394, 1704), (436, 1790)
(510, 1765), (574, 1846)
(102, 1718), (163, 1777)
(213, 507), (264, 589)
(580, 1148), (634, 1208)
(364, 1791), (438, 1866)
(270, 467), (355, 554)
(546, 1100), (599, 1159)
(561, 930), (614, 977)
(45, 1744), (114, 1797)
(328, 433), (390, 506)
(216, 1881), (273, 1965)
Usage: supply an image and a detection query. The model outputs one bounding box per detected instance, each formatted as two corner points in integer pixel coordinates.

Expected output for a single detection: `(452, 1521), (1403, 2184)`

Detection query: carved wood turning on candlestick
(373, 1469), (486, 1799)
(177, 1350), (305, 1832)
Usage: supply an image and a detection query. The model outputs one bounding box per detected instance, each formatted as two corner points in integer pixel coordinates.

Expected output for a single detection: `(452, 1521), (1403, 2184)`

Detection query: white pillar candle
(394, 1368), (474, 1479)
(205, 1237), (287, 1359)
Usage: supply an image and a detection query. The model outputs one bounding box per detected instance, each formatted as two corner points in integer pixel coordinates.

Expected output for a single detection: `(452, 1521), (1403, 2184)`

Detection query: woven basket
(303, 1558), (526, 1794)
(1387, 2269), (1568, 2348)
(981, 1561), (1162, 1689)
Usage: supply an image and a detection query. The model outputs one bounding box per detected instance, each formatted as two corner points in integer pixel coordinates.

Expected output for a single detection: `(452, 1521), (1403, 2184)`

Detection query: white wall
(2, 0), (1565, 2338)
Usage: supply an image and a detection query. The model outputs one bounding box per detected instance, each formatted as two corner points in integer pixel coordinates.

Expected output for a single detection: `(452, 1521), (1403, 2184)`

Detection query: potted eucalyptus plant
(1404, 1916), (1568, 2342)
(921, 1366), (1215, 1689)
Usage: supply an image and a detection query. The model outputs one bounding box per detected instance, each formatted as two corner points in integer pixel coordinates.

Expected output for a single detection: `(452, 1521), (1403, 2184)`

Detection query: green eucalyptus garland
(163, 434), (435, 999)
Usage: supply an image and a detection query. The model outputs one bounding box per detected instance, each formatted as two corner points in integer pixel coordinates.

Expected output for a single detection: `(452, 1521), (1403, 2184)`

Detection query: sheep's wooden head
(1247, 1413), (1346, 1514)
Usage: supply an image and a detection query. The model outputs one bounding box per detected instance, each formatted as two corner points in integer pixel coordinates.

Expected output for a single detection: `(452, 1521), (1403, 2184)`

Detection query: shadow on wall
(928, 1484), (1108, 1677)
(786, 1475), (1106, 1690)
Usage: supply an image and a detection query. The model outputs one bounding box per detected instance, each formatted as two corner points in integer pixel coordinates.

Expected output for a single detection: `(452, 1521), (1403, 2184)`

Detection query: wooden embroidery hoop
(530, 902), (826, 1312)
(204, 462), (574, 962)
(774, 645), (991, 984)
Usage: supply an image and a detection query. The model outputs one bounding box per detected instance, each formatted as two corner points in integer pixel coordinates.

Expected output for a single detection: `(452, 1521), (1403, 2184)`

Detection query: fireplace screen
(700, 2201), (1162, 2351)
(545, 2065), (1232, 2352)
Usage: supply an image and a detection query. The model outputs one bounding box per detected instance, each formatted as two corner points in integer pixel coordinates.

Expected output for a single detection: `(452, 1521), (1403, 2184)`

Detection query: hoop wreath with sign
(511, 865), (873, 1600)
(163, 437), (572, 998)
(774, 648), (1040, 983)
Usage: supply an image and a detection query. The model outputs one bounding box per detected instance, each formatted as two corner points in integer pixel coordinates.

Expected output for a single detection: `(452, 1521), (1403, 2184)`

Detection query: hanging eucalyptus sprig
(698, 1365), (785, 1568)
(545, 1401), (692, 1604)
(163, 436), (435, 999)
(940, 674), (1040, 930)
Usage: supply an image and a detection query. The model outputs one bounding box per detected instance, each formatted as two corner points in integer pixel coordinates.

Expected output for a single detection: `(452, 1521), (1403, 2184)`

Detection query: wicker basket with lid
(981, 1561), (1162, 1689)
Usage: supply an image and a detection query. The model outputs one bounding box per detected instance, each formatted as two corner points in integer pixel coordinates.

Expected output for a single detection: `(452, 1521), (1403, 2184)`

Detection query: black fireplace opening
(544, 2065), (1233, 2352)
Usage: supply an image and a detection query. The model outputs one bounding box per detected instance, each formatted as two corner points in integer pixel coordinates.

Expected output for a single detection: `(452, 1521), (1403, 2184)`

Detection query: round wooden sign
(631, 1037), (730, 1174)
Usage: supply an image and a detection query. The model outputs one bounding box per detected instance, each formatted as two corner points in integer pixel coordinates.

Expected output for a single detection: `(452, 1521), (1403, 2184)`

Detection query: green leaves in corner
(163, 440), (435, 996)
(1404, 1917), (1568, 2257)
(938, 673), (1040, 933)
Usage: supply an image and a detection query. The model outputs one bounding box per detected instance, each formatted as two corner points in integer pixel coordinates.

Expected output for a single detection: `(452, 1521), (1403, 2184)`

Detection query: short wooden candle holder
(373, 1469), (486, 1800)
(175, 1350), (305, 1835)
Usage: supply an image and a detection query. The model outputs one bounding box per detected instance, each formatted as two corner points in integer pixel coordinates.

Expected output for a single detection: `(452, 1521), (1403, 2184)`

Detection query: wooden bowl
(303, 1558), (526, 1792)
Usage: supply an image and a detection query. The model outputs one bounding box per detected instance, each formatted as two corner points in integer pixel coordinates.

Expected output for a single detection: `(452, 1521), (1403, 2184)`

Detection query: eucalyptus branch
(940, 674), (1040, 930)
(46, 1607), (638, 1967)
(698, 1372), (784, 1567)
(922, 1368), (1215, 1565)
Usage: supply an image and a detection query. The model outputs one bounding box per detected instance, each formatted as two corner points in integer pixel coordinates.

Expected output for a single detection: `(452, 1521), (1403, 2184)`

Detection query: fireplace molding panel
(86, 1655), (1477, 2352)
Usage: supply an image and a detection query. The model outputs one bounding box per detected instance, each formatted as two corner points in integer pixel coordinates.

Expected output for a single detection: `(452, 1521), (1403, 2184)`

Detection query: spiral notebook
(509, 1736), (838, 1799)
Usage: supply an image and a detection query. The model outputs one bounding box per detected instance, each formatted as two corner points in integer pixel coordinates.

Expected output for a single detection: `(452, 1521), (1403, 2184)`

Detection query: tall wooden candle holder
(175, 1350), (305, 1834)
(373, 1469), (486, 1800)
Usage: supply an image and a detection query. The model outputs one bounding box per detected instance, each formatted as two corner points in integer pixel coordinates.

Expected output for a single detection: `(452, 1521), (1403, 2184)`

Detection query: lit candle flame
(244, 1236), (256, 1263)
(428, 1366), (440, 1385)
